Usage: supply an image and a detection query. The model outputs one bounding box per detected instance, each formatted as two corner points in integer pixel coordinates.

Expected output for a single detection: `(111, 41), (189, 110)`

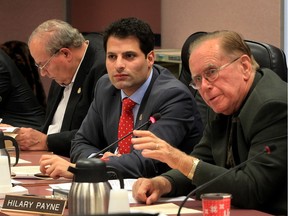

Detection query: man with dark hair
(39, 17), (203, 179)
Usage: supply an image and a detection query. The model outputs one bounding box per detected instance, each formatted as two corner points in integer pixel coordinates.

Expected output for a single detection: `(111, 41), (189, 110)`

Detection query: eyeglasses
(189, 56), (241, 90)
(35, 50), (59, 71)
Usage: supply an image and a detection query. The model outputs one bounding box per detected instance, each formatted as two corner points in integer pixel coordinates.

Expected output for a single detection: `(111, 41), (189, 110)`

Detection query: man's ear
(60, 48), (71, 59)
(240, 54), (252, 80)
(147, 50), (154, 63)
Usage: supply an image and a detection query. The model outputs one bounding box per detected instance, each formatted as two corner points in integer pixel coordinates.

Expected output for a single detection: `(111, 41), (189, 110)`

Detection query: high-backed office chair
(179, 31), (208, 89)
(179, 31), (288, 126)
(178, 32), (209, 125)
(245, 39), (287, 82)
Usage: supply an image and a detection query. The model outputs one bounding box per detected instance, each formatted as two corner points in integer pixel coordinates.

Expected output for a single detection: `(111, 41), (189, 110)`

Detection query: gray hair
(28, 19), (85, 55)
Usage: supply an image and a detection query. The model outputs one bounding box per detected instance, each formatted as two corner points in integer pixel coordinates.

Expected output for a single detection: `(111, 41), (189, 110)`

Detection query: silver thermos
(68, 158), (124, 216)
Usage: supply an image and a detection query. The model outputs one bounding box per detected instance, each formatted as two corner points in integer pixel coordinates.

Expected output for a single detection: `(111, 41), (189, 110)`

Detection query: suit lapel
(106, 89), (122, 150)
(60, 44), (93, 130)
(135, 67), (160, 127)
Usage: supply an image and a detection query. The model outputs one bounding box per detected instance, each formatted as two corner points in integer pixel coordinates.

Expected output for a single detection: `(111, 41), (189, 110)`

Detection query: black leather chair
(178, 32), (209, 126)
(179, 31), (288, 126)
(245, 39), (287, 82)
(179, 32), (208, 88)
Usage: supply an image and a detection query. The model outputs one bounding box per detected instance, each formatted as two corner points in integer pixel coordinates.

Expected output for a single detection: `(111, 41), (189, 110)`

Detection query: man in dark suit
(132, 30), (287, 215)
(38, 17), (203, 179)
(15, 19), (106, 157)
(0, 49), (45, 128)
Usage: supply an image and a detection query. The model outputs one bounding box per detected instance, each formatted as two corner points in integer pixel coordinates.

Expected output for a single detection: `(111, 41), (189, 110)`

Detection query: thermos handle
(68, 166), (78, 176)
(3, 136), (19, 166)
(106, 166), (124, 189)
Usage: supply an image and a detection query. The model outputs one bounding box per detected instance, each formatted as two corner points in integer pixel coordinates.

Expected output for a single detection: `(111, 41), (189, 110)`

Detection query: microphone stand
(92, 113), (161, 158)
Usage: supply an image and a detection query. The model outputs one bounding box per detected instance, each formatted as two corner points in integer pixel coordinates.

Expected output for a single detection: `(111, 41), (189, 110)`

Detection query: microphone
(92, 113), (161, 158)
(177, 145), (276, 216)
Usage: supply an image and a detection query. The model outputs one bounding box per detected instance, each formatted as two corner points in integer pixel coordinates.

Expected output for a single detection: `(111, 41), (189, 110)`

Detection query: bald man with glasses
(132, 30), (287, 215)
(15, 19), (107, 157)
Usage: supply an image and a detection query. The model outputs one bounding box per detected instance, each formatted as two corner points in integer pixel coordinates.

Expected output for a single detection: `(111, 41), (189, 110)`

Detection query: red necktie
(118, 98), (136, 154)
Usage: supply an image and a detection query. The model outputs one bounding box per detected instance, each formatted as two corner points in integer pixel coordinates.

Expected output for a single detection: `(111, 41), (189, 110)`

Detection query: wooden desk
(1, 151), (272, 216)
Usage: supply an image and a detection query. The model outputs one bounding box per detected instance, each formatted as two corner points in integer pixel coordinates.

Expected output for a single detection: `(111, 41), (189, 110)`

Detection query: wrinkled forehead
(189, 39), (223, 69)
(191, 38), (222, 57)
(29, 39), (50, 62)
(29, 32), (51, 49)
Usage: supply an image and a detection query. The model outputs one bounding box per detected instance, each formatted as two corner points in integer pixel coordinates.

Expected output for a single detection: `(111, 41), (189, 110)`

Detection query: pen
(114, 147), (119, 155)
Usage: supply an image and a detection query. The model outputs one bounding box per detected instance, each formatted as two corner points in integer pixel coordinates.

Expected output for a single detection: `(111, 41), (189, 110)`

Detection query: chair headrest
(181, 31), (207, 73)
(245, 40), (287, 81)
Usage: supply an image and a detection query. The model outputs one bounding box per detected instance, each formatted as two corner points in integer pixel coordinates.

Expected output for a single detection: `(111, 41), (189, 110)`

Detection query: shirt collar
(121, 68), (153, 104)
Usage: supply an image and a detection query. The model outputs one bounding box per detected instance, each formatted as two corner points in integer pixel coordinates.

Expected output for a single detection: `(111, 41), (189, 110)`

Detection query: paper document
(0, 126), (19, 133)
(128, 191), (194, 204)
(109, 178), (136, 190)
(0, 186), (28, 199)
(131, 203), (202, 215)
(50, 179), (137, 191)
(11, 165), (51, 179)
(49, 179), (194, 204)
(11, 157), (31, 164)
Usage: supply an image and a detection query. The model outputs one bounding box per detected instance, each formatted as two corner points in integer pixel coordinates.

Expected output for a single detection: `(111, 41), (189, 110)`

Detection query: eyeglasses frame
(35, 49), (60, 71)
(189, 56), (241, 90)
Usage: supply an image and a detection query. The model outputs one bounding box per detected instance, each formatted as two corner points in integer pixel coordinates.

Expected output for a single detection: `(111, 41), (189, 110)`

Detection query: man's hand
(132, 130), (189, 170)
(132, 176), (172, 205)
(16, 128), (48, 151)
(39, 154), (74, 179)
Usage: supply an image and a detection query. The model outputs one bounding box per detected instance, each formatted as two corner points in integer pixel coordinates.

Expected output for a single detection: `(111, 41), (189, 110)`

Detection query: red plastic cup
(201, 193), (232, 216)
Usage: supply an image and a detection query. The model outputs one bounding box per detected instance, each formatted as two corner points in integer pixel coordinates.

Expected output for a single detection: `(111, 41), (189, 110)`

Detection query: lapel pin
(77, 88), (81, 94)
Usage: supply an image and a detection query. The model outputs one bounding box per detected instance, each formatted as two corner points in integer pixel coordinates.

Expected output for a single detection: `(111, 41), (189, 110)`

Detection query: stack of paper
(0, 126), (19, 139)
(0, 186), (28, 199)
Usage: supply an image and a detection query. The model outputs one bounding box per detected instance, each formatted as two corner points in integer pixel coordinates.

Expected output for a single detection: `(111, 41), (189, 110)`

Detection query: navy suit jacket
(43, 33), (107, 157)
(71, 64), (204, 178)
(0, 49), (45, 128)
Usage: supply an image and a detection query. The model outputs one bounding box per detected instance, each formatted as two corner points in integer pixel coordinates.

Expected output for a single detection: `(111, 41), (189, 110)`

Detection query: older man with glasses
(14, 19), (107, 157)
(132, 30), (287, 215)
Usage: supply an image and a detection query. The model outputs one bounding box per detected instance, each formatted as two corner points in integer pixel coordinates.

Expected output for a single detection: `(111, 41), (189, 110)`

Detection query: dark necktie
(118, 98), (136, 154)
(226, 117), (240, 168)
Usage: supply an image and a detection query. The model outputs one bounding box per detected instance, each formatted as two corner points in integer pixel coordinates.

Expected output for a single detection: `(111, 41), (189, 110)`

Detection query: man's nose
(115, 58), (125, 71)
(201, 77), (213, 89)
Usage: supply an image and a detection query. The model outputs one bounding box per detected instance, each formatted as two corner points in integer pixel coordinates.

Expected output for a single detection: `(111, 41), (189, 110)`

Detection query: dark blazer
(0, 49), (45, 128)
(43, 33), (107, 157)
(71, 64), (204, 178)
(163, 69), (287, 215)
